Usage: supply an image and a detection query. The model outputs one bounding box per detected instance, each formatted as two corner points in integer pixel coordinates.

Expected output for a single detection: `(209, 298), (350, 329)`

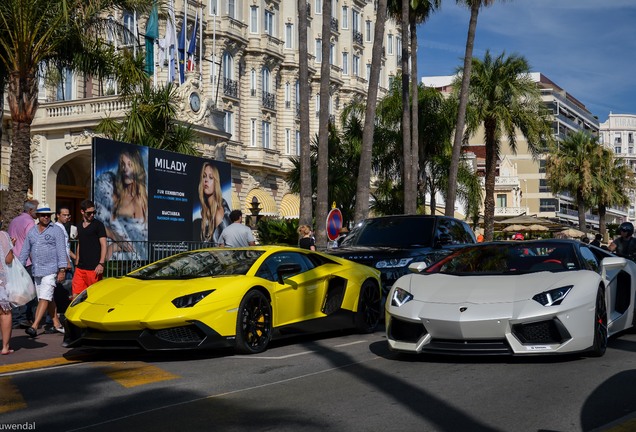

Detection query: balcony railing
(353, 31), (363, 45)
(223, 78), (238, 98)
(330, 17), (339, 32)
(262, 91), (276, 110)
(494, 207), (528, 216)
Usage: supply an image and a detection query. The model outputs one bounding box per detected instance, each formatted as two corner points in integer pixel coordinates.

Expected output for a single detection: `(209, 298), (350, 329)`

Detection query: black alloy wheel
(589, 287), (608, 357)
(235, 290), (272, 354)
(354, 280), (382, 333)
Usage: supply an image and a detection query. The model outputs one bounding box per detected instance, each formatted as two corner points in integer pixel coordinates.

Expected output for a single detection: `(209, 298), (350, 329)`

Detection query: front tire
(589, 287), (607, 357)
(235, 290), (272, 354)
(354, 280), (381, 333)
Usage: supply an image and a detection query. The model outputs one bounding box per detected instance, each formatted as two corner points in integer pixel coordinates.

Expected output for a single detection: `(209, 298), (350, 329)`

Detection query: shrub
(257, 218), (300, 246)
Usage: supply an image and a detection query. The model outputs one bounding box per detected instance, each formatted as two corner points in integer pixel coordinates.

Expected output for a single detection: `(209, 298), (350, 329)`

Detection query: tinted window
(130, 249), (265, 279)
(256, 252), (315, 282)
(579, 246), (600, 272)
(436, 218), (475, 245)
(340, 217), (435, 247)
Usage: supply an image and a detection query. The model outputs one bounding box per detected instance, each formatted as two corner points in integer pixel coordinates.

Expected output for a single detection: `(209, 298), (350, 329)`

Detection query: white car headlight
(532, 285), (573, 307)
(391, 287), (414, 307)
(376, 258), (413, 269)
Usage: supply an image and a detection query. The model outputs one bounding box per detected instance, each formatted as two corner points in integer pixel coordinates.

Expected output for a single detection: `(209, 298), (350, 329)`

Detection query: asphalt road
(1, 328), (636, 432)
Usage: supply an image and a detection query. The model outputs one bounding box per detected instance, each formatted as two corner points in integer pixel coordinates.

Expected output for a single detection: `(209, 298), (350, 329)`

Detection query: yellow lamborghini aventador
(64, 246), (382, 354)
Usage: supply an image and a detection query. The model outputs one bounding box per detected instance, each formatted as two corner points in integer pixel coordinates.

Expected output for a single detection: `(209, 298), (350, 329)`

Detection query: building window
(342, 52), (349, 75)
(250, 6), (258, 33)
(250, 69), (256, 96)
(250, 119), (256, 147)
(496, 194), (507, 208)
(366, 63), (371, 80)
(387, 34), (393, 55)
(330, 43), (335, 65)
(296, 130), (301, 155)
(209, 0), (219, 15)
(285, 128), (291, 154)
(615, 132), (622, 144)
(365, 20), (372, 42)
(341, 6), (348, 29)
(285, 82), (290, 108)
(262, 120), (271, 149)
(316, 93), (320, 116)
(315, 39), (322, 63)
(539, 159), (546, 174)
(352, 9), (359, 33)
(227, 0), (235, 18)
(353, 55), (360, 76)
(615, 146), (622, 154)
(285, 23), (294, 48)
(122, 11), (135, 46)
(264, 9), (274, 36)
(396, 36), (402, 57)
(56, 69), (74, 101)
(540, 198), (557, 213)
(223, 52), (234, 79)
(629, 147), (634, 154)
(315, 0), (322, 14)
(224, 111), (234, 139)
(539, 179), (551, 193)
(262, 67), (271, 93)
(629, 133), (634, 144)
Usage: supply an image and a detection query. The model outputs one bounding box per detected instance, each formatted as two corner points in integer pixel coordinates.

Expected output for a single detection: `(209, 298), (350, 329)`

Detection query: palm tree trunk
(483, 122), (497, 241)
(297, 0), (312, 227)
(409, 19), (419, 214)
(446, 2), (480, 217)
(401, 0), (412, 214)
(315, 0), (332, 248)
(577, 189), (587, 232)
(355, 0), (388, 223)
(598, 204), (607, 242)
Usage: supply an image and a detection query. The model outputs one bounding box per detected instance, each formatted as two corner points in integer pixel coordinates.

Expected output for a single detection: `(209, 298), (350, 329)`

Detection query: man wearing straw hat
(18, 203), (68, 337)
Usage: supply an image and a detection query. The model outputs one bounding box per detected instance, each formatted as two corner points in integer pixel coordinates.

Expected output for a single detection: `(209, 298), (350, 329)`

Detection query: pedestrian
(298, 225), (316, 250)
(218, 210), (256, 247)
(0, 228), (15, 354)
(580, 235), (590, 244)
(54, 206), (76, 318)
(608, 222), (636, 260)
(7, 199), (38, 329)
(72, 199), (107, 299)
(19, 203), (67, 337)
(590, 234), (602, 247)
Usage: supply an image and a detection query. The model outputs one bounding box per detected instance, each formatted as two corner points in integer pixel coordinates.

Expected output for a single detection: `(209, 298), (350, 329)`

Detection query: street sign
(326, 208), (343, 241)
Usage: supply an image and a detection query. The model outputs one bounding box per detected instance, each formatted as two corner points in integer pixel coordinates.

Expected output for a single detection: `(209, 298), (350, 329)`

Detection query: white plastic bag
(5, 260), (36, 307)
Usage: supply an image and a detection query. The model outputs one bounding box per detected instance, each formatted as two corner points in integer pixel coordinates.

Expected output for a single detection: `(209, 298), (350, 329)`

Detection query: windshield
(426, 242), (580, 275)
(340, 217), (435, 247)
(129, 249), (265, 280)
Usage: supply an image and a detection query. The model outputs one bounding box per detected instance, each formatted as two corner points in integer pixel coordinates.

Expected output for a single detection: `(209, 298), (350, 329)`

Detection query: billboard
(92, 138), (233, 260)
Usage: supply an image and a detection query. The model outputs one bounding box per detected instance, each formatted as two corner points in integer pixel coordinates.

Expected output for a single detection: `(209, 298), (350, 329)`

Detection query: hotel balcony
(494, 207), (529, 217)
(479, 176), (520, 190)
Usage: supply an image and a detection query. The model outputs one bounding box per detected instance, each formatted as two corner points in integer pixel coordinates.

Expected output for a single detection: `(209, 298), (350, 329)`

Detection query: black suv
(329, 215), (476, 297)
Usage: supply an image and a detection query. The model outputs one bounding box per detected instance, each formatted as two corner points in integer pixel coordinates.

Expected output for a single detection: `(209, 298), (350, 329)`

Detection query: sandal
(1, 349), (14, 355)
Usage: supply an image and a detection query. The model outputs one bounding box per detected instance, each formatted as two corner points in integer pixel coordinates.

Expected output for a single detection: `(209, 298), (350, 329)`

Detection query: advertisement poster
(92, 138), (232, 260)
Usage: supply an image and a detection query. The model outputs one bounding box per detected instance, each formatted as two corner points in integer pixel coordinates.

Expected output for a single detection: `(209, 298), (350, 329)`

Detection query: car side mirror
(277, 263), (302, 284)
(602, 256), (627, 270)
(408, 262), (428, 273)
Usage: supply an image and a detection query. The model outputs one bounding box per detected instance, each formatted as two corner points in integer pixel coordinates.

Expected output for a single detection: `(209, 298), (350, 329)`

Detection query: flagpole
(183, 0), (188, 84)
(199, 5), (203, 80)
(212, 3), (216, 91)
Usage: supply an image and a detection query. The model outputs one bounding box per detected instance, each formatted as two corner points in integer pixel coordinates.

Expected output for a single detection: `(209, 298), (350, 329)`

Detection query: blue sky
(418, 0), (636, 123)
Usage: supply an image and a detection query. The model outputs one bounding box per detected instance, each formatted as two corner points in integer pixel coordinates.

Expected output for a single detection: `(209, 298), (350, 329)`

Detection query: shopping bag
(5, 260), (37, 307)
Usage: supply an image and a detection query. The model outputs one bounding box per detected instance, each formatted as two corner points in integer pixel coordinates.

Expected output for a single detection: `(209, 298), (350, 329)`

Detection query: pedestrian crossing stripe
(0, 377), (27, 414)
(97, 361), (180, 388)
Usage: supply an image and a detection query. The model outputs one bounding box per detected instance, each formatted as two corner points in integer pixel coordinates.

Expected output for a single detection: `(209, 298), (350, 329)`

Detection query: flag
(144, 1), (159, 75)
(162, 0), (177, 82)
(186, 9), (198, 72)
(177, 14), (186, 84)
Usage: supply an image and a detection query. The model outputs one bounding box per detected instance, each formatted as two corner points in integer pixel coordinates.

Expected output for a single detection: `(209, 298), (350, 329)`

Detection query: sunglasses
(84, 211), (95, 216)
(37, 214), (51, 218)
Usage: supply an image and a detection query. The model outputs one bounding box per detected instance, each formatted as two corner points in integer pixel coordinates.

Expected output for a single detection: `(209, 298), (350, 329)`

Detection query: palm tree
(0, 0), (152, 222)
(593, 148), (635, 242)
(297, 0), (313, 229)
(446, 0), (498, 217)
(355, 0), (388, 223)
(545, 131), (604, 233)
(315, 0), (333, 248)
(461, 51), (551, 241)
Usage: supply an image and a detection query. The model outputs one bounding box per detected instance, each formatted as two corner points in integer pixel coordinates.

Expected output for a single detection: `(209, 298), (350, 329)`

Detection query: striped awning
(0, 170), (8, 191)
(245, 188), (277, 216)
(280, 193), (300, 219)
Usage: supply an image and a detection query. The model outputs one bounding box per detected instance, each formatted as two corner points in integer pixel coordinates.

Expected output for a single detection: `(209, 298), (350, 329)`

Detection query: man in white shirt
(219, 210), (256, 247)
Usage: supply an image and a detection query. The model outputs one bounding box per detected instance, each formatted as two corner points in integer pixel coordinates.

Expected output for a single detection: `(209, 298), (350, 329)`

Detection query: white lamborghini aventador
(385, 240), (636, 357)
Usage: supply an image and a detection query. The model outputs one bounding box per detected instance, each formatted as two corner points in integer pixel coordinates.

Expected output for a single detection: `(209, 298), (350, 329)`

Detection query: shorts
(72, 267), (102, 295)
(34, 274), (57, 301)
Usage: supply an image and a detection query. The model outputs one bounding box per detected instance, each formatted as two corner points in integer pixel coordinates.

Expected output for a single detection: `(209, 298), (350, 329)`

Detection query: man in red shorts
(72, 199), (107, 298)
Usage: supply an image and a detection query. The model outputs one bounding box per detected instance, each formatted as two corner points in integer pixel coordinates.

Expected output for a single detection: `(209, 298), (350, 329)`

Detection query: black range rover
(329, 215), (476, 297)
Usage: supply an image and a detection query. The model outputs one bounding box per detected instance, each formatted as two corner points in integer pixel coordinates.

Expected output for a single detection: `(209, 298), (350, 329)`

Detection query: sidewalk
(0, 329), (90, 372)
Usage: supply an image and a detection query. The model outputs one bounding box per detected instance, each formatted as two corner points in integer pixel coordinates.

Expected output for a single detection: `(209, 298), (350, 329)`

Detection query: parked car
(329, 215), (476, 298)
(64, 246), (382, 354)
(386, 240), (635, 357)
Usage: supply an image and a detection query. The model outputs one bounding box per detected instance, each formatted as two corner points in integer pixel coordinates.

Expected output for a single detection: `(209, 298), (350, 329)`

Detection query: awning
(0, 170), (8, 191)
(280, 193), (300, 219)
(245, 188), (277, 216)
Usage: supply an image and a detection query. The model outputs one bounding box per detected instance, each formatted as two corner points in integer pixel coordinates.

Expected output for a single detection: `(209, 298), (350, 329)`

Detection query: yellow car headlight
(172, 290), (215, 308)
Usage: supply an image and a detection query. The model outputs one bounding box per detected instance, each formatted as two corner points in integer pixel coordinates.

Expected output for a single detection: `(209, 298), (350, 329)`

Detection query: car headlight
(391, 287), (414, 307)
(532, 285), (573, 307)
(172, 290), (215, 308)
(70, 290), (88, 307)
(376, 258), (413, 269)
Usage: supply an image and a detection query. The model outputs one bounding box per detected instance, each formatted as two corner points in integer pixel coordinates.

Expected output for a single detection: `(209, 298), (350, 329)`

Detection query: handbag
(5, 260), (37, 307)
